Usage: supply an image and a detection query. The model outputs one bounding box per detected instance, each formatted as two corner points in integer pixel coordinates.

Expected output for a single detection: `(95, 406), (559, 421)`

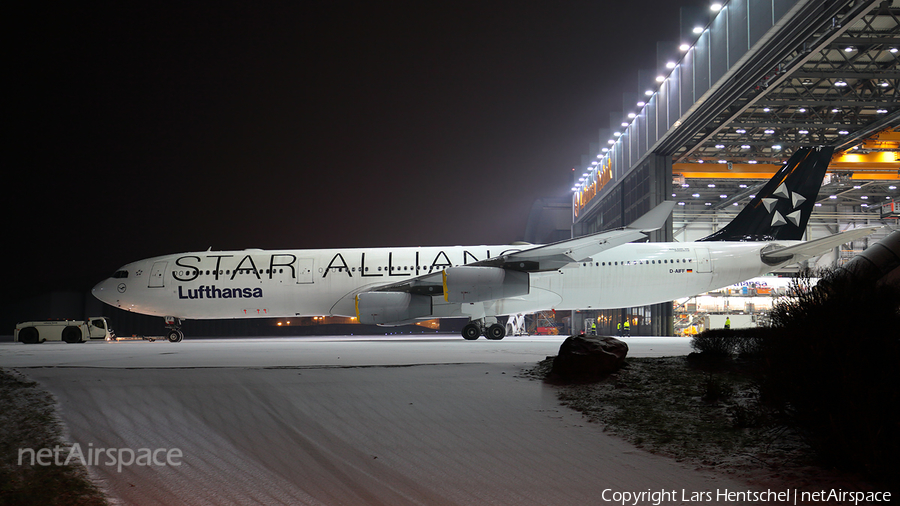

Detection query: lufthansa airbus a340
(92, 147), (877, 341)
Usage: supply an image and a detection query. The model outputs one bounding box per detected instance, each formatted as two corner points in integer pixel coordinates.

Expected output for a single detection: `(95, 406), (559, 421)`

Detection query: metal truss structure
(673, 0), (900, 163)
(664, 0), (899, 230)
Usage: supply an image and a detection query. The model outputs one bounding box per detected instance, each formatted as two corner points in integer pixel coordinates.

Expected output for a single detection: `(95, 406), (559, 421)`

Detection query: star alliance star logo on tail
(762, 182), (807, 228)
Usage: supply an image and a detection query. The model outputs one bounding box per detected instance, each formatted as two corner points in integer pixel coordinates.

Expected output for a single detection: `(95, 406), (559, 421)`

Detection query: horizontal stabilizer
(761, 227), (880, 265)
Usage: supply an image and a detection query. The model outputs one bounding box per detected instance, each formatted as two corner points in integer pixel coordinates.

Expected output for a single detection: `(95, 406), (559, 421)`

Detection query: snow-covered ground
(4, 335), (764, 505)
(0, 335), (693, 368)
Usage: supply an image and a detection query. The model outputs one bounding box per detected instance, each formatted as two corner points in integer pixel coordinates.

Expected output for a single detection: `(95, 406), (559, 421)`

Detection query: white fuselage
(92, 241), (794, 321)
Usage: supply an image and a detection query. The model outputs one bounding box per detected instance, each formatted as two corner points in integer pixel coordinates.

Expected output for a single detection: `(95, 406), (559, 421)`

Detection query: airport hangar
(552, 0), (900, 337)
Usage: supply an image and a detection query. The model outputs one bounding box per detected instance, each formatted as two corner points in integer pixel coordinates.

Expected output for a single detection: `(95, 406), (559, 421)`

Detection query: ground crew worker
(623, 320), (630, 337)
(724, 317), (731, 329)
(590, 321), (597, 336)
(617, 322), (622, 336)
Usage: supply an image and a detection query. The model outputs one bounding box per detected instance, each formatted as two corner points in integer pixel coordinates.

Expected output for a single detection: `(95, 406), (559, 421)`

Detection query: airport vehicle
(15, 317), (114, 344)
(92, 147), (878, 341)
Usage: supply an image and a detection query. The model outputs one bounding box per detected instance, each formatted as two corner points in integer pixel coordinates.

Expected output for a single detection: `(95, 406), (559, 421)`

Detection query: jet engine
(355, 292), (432, 325)
(442, 266), (529, 303)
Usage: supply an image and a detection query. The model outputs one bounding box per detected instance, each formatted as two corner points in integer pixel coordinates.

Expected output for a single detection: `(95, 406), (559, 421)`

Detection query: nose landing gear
(165, 316), (184, 343)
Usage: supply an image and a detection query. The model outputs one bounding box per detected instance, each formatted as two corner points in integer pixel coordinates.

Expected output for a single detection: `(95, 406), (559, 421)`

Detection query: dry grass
(0, 368), (108, 506)
(526, 356), (821, 479)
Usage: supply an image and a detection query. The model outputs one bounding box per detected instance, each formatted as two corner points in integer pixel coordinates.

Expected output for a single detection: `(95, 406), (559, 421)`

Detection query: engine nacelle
(355, 292), (433, 325)
(442, 266), (529, 303)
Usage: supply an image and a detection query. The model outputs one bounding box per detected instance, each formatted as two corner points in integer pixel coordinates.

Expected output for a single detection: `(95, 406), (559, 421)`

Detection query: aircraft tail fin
(698, 146), (834, 242)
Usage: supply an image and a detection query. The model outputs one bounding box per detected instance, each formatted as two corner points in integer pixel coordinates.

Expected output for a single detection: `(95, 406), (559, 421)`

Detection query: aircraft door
(149, 261), (167, 288)
(296, 258), (314, 284)
(695, 248), (712, 273)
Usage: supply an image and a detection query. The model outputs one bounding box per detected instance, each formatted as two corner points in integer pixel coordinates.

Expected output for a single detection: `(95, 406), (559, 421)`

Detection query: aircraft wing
(471, 228), (647, 271)
(761, 226), (881, 265)
(368, 201), (676, 296)
(486, 200), (676, 271)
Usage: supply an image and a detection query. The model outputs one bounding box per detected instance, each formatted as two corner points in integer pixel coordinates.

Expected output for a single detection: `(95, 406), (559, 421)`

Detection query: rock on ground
(549, 335), (628, 382)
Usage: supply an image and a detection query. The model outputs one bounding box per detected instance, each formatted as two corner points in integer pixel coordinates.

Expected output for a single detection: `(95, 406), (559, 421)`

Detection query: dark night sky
(9, 1), (707, 301)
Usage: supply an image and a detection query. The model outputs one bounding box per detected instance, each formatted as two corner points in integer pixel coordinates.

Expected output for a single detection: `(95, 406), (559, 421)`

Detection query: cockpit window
(112, 270), (129, 279)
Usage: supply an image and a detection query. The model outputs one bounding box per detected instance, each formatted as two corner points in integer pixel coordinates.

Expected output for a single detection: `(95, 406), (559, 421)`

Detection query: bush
(690, 327), (766, 358)
(690, 329), (737, 356)
(700, 373), (733, 404)
(756, 269), (900, 483)
(727, 401), (769, 429)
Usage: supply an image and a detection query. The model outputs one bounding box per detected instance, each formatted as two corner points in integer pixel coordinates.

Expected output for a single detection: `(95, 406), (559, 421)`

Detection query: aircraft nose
(92, 276), (123, 306)
(92, 278), (112, 303)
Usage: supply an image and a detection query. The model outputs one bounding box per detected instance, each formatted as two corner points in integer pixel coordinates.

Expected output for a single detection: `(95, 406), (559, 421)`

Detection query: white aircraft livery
(92, 146), (877, 341)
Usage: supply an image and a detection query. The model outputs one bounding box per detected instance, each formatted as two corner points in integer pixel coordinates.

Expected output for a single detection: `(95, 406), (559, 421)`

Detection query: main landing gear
(165, 316), (184, 343)
(461, 318), (506, 340)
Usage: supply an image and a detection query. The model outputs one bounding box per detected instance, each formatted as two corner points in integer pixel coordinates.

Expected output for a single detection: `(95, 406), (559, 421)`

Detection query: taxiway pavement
(3, 335), (759, 505)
